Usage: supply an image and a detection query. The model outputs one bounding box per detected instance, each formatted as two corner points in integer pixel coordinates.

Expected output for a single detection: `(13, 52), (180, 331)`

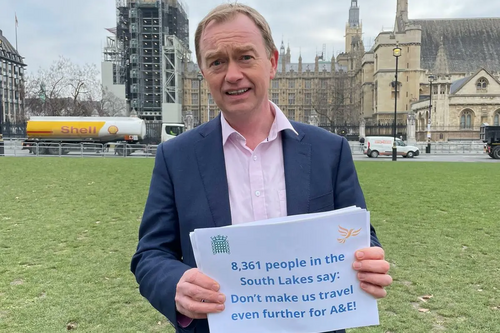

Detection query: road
(1, 140), (497, 162)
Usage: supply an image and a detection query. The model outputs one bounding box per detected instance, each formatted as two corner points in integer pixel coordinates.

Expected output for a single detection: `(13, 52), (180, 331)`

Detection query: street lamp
(427, 74), (435, 153)
(197, 72), (203, 126)
(392, 44), (402, 161)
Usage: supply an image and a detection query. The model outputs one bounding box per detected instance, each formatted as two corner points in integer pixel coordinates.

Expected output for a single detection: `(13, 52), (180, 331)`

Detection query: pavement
(353, 154), (497, 163)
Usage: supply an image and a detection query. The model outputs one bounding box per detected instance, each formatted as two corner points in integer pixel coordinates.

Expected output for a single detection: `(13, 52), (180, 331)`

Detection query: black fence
(365, 123), (407, 141)
(1, 122), (27, 138)
(144, 121), (162, 144)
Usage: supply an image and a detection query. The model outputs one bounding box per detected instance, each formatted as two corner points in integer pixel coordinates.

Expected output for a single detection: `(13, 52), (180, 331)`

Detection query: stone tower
(345, 0), (362, 55)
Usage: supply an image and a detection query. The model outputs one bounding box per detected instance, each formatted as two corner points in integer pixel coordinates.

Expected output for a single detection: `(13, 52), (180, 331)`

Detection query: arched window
(460, 110), (474, 129)
(476, 77), (488, 91)
(494, 110), (500, 126)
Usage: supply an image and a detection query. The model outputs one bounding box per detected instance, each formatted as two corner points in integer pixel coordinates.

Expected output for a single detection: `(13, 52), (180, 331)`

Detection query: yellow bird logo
(337, 226), (362, 244)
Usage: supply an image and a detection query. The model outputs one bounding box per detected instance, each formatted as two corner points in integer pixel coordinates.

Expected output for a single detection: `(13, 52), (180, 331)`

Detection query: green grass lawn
(0, 158), (498, 332)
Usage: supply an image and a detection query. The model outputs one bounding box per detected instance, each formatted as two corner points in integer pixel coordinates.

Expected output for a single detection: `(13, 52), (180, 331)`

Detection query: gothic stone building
(0, 29), (26, 123)
(363, 0), (500, 141)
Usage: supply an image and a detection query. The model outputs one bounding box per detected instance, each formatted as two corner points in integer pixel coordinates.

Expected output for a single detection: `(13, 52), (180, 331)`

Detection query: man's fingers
(176, 268), (227, 319)
(180, 283), (226, 304)
(352, 259), (390, 273)
(355, 247), (385, 261)
(177, 298), (225, 319)
(357, 272), (393, 287)
(182, 268), (220, 291)
(359, 281), (388, 299)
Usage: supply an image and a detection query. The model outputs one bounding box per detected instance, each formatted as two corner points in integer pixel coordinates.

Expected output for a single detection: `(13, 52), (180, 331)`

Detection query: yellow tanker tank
(26, 116), (146, 143)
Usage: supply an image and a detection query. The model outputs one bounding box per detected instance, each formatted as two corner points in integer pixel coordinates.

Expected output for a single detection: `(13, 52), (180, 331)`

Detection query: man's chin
(221, 102), (251, 114)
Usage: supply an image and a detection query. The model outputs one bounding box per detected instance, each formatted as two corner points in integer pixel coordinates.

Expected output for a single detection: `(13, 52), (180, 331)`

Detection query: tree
(311, 71), (358, 134)
(95, 88), (126, 116)
(24, 57), (103, 117)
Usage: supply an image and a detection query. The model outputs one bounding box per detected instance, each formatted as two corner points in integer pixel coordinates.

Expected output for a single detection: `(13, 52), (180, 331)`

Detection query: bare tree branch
(310, 71), (358, 134)
(25, 56), (102, 117)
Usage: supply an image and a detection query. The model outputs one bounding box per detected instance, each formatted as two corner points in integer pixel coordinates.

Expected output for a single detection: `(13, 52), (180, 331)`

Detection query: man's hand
(352, 247), (392, 298)
(175, 268), (226, 319)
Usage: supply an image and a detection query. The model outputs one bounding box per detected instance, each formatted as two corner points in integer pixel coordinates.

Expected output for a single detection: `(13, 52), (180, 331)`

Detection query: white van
(363, 136), (419, 158)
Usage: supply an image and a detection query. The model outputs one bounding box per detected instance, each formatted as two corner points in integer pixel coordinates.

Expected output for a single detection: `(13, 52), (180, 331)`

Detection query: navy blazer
(131, 115), (381, 333)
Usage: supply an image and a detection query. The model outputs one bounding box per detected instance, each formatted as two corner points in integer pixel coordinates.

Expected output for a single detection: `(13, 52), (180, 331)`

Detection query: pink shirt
(221, 101), (298, 225)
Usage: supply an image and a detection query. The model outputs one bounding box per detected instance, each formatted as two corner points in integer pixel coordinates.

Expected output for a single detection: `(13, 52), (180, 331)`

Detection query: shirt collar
(221, 101), (298, 146)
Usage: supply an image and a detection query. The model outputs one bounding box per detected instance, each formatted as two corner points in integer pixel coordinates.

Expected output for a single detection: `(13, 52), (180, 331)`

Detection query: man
(131, 3), (392, 333)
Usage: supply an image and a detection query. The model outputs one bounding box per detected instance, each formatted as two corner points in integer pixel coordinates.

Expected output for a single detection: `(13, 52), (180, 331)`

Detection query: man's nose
(225, 61), (243, 83)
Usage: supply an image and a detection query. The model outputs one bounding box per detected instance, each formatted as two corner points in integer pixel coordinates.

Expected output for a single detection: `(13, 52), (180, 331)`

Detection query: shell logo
(108, 125), (119, 134)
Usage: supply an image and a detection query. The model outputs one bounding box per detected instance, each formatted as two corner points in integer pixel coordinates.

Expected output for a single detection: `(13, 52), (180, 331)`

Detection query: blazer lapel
(282, 128), (311, 216)
(195, 116), (232, 228)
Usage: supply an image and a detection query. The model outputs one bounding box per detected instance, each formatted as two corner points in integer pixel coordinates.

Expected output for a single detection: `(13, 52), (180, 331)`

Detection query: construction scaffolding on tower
(162, 35), (190, 121)
(108, 0), (190, 143)
(116, 0), (131, 112)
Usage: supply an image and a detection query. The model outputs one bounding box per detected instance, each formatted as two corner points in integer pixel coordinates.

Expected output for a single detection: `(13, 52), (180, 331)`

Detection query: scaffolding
(163, 35), (189, 104)
(111, 0), (189, 121)
(102, 35), (123, 85)
(116, 0), (130, 90)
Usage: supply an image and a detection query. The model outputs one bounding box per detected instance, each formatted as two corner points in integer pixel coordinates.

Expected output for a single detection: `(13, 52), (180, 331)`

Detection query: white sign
(190, 207), (380, 333)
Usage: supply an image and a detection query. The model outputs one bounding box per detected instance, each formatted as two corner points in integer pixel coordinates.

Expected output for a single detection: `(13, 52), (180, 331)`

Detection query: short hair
(194, 3), (277, 68)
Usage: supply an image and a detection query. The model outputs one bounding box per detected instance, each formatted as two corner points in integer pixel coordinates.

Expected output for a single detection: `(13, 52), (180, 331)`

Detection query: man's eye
(211, 60), (222, 67)
(242, 55), (252, 60)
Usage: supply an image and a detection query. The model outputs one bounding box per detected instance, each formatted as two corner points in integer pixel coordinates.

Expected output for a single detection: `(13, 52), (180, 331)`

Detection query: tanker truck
(21, 116), (184, 156)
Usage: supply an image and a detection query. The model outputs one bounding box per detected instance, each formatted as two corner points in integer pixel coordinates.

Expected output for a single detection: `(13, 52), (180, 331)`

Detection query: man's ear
(269, 50), (279, 79)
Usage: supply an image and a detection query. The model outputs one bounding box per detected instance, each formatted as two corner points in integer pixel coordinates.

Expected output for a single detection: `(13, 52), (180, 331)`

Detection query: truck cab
(480, 124), (500, 159)
(161, 123), (185, 142)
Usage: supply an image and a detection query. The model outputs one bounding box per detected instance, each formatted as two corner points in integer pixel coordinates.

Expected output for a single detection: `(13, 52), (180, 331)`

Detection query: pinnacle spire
(395, 0), (409, 33)
(433, 36), (449, 75)
(349, 0), (360, 27)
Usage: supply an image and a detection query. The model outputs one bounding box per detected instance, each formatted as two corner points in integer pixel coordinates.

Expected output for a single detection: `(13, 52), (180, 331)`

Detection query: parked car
(363, 136), (419, 158)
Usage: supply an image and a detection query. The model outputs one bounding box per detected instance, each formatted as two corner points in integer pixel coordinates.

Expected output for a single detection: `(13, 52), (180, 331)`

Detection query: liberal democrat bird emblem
(337, 226), (362, 243)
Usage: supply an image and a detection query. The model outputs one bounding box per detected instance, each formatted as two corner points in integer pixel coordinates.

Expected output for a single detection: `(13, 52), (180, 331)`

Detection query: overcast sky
(1, 0), (499, 76)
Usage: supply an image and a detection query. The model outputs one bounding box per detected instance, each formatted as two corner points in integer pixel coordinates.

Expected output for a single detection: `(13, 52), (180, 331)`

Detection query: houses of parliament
(183, 0), (500, 141)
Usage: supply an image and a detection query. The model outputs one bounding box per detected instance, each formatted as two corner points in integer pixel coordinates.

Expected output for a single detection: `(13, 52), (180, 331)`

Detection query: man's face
(199, 14), (278, 119)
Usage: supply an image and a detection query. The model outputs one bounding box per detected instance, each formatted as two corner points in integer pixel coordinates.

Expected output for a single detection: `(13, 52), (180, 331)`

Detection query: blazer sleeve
(333, 137), (382, 248)
(130, 144), (192, 330)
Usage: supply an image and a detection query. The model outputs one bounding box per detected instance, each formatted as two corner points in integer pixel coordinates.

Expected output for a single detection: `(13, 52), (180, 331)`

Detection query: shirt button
(255, 191), (261, 197)
(253, 155), (257, 161)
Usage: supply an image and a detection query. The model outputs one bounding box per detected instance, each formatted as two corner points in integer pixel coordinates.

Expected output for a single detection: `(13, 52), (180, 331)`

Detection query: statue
(184, 112), (194, 131)
(309, 110), (319, 127)
(406, 111), (417, 145)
